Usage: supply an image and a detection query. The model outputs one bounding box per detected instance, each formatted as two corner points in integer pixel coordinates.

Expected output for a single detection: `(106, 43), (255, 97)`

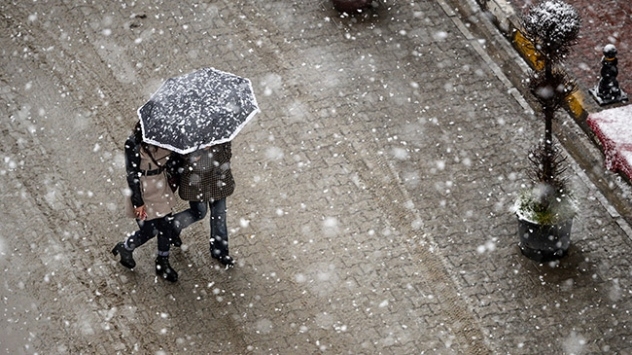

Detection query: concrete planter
(517, 217), (573, 262)
(332, 0), (372, 13)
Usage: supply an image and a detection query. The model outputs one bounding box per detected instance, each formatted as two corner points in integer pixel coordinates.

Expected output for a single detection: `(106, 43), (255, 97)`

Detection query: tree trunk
(543, 62), (554, 182)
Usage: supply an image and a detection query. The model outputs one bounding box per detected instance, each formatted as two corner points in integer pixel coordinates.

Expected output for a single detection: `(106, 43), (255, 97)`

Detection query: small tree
(520, 0), (580, 220)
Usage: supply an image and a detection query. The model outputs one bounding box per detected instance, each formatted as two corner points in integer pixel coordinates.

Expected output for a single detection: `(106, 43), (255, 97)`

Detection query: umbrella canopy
(138, 67), (260, 155)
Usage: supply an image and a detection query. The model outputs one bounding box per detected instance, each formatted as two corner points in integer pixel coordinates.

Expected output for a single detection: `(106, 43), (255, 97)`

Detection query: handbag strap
(144, 146), (165, 172)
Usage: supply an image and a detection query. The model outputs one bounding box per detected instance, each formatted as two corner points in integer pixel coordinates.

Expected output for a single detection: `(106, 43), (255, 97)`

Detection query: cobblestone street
(1, 1), (631, 354)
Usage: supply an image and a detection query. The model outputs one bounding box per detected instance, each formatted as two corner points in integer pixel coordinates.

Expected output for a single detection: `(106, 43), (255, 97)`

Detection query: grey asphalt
(1, 0), (631, 354)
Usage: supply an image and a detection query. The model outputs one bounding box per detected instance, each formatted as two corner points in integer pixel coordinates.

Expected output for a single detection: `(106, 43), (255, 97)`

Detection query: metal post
(590, 44), (628, 105)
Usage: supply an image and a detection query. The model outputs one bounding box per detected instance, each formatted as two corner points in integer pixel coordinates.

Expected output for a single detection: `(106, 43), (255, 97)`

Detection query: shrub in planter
(515, 145), (578, 261)
(514, 0), (580, 261)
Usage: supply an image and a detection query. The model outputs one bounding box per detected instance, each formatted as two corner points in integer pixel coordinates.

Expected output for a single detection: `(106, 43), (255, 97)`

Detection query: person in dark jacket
(111, 122), (179, 282)
(171, 142), (236, 267)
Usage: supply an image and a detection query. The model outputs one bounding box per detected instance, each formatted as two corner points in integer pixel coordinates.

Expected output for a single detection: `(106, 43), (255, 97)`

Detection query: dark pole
(543, 53), (554, 182)
(522, 0), (579, 187)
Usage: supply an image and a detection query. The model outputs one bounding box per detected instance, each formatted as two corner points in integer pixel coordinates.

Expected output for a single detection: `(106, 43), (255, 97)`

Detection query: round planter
(332, 0), (372, 13)
(517, 217), (572, 262)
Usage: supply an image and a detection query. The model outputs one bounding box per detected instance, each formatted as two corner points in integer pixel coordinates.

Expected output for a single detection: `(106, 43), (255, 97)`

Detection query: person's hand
(134, 205), (147, 220)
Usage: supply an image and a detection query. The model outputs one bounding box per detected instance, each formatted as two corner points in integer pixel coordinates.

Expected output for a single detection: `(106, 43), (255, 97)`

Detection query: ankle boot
(217, 255), (234, 267)
(111, 242), (136, 269)
(170, 233), (183, 247)
(155, 256), (178, 282)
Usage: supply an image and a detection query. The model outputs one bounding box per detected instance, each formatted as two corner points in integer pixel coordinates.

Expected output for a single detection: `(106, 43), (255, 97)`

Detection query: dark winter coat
(124, 135), (176, 220)
(178, 142), (235, 201)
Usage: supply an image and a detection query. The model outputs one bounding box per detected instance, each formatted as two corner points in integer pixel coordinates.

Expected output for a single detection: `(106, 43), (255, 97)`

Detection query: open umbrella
(138, 67), (260, 155)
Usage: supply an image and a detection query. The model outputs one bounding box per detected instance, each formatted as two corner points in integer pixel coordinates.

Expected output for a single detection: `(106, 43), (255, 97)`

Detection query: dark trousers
(172, 198), (229, 257)
(126, 214), (173, 253)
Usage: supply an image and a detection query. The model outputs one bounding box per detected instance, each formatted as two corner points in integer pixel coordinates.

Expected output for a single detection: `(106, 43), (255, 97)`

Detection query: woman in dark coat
(171, 142), (236, 267)
(111, 122), (179, 282)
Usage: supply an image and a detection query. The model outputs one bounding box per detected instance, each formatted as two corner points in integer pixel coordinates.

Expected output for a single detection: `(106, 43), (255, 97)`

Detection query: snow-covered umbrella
(138, 67), (260, 155)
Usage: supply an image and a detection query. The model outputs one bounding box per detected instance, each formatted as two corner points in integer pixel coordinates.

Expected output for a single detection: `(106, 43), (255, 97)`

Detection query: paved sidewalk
(1, 0), (632, 354)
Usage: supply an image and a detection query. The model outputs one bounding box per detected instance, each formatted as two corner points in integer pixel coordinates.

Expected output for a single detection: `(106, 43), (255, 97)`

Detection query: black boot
(111, 242), (136, 269)
(211, 248), (234, 267)
(170, 233), (182, 247)
(210, 239), (234, 267)
(218, 255), (234, 267)
(155, 256), (178, 282)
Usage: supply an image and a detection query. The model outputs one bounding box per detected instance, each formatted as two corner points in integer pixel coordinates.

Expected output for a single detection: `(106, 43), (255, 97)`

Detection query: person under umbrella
(171, 143), (236, 267)
(137, 67), (260, 268)
(111, 121), (180, 282)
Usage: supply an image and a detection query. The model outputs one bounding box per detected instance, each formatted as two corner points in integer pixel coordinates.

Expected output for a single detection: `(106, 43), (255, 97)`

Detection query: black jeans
(126, 214), (173, 253)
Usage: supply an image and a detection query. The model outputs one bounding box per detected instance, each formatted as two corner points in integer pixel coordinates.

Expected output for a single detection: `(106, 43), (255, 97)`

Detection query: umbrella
(138, 67), (260, 155)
